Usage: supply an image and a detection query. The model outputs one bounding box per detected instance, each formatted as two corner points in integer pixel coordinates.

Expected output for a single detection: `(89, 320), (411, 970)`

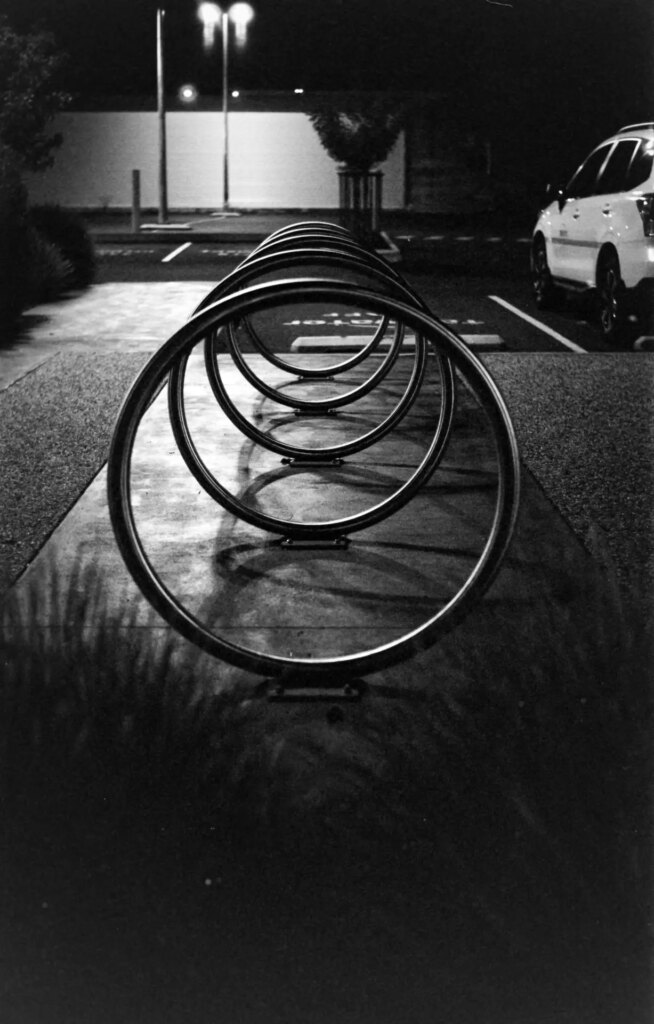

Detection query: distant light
(198, 2), (221, 48)
(229, 3), (254, 27)
(179, 83), (198, 104)
(294, 88), (304, 94)
(231, 90), (240, 98)
(230, 2), (254, 45)
(198, 2), (221, 25)
(198, 3), (254, 47)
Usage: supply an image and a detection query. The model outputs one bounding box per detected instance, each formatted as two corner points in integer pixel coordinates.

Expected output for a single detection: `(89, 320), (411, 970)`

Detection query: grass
(0, 552), (652, 1024)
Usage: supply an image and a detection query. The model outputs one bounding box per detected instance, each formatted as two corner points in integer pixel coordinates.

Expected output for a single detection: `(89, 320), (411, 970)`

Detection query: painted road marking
(489, 295), (587, 353)
(291, 334), (505, 352)
(291, 336), (415, 353)
(284, 315), (485, 329)
(98, 248), (160, 256)
(199, 247), (249, 256)
(162, 241), (192, 263)
(392, 234), (534, 245)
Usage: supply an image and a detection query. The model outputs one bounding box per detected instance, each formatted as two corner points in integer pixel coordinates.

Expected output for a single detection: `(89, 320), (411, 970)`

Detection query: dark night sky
(2, 0), (653, 181)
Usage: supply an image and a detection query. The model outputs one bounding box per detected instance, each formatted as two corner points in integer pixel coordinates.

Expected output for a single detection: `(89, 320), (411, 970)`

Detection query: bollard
(131, 169), (141, 234)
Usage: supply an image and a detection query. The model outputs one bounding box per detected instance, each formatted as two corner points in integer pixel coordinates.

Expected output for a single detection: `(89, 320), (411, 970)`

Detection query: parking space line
(489, 295), (587, 353)
(162, 241), (192, 263)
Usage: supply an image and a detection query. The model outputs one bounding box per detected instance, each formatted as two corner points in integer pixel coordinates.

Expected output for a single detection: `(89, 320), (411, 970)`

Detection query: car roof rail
(617, 122), (654, 133)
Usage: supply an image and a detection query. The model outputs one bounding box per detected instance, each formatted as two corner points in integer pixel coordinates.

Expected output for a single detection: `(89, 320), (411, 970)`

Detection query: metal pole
(157, 8), (168, 223)
(222, 11), (229, 210)
(131, 169), (141, 233)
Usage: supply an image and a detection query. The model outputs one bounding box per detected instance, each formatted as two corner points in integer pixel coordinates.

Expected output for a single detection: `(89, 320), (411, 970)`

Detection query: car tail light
(636, 194), (654, 236)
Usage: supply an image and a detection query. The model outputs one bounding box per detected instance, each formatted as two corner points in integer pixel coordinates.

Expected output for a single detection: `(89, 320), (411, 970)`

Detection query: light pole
(156, 7), (168, 223)
(197, 2), (254, 212)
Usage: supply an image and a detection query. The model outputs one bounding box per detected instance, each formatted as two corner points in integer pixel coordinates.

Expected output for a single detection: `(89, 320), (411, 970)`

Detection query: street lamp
(156, 8), (168, 223)
(197, 2), (254, 212)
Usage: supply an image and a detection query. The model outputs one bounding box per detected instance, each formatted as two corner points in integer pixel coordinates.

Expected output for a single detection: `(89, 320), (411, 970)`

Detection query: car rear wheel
(596, 251), (627, 344)
(531, 237), (560, 310)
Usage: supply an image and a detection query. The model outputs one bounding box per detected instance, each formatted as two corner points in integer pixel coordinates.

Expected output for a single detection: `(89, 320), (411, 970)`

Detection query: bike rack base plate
(278, 535), (350, 549)
(262, 680), (365, 702)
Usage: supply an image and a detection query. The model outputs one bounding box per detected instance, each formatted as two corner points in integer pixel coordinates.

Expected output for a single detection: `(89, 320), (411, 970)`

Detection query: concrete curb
(95, 231), (264, 245)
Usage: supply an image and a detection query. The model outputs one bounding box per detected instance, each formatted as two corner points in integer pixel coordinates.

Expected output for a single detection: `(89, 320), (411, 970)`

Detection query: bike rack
(107, 223), (521, 701)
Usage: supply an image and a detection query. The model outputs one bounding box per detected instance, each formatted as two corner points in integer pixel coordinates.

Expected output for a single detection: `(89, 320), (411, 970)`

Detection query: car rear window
(624, 140), (654, 190)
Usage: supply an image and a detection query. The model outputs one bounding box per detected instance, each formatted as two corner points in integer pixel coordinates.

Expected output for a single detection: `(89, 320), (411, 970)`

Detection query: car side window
(566, 144), (613, 199)
(596, 139), (640, 194)
(624, 140), (654, 190)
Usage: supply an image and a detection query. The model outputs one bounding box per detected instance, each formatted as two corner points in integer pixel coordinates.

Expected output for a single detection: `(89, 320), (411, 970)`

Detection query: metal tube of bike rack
(108, 278), (520, 682)
(193, 247), (401, 378)
(168, 246), (455, 469)
(169, 226), (457, 505)
(195, 240), (410, 382)
(167, 316), (433, 466)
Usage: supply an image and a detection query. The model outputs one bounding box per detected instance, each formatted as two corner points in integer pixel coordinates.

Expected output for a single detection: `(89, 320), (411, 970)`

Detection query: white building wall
(26, 110), (405, 210)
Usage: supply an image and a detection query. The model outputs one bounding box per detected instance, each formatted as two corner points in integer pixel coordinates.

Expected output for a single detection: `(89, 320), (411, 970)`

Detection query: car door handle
(572, 211), (581, 219)
(602, 206), (612, 215)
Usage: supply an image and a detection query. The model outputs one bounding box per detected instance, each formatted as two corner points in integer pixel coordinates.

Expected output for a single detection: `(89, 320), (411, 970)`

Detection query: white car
(531, 123), (654, 342)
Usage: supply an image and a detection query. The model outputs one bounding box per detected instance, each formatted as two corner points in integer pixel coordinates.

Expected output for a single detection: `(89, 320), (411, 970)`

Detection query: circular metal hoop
(173, 239), (457, 496)
(245, 232), (387, 265)
(219, 315), (407, 413)
(108, 279), (521, 681)
(253, 221), (354, 245)
(167, 291), (448, 534)
(192, 247), (407, 380)
(167, 311), (436, 466)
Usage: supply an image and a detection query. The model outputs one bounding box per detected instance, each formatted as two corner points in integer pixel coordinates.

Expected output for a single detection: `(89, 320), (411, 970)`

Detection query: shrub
(0, 144), (29, 327)
(1, 554), (651, 1022)
(23, 222), (73, 303)
(0, 151), (78, 330)
(309, 93), (407, 173)
(28, 203), (96, 288)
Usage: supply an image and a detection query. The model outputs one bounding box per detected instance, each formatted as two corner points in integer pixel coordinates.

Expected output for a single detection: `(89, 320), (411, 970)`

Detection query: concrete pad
(8, 349), (601, 695)
(1, 282), (214, 390)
